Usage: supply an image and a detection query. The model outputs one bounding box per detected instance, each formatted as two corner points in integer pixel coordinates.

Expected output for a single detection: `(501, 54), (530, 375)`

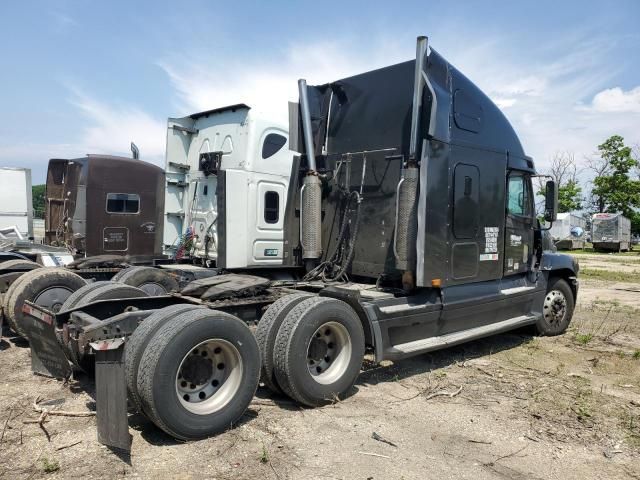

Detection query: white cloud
(441, 36), (637, 175)
(68, 89), (166, 165)
(589, 86), (640, 113)
(49, 11), (78, 32)
(158, 33), (639, 179)
(158, 40), (407, 125)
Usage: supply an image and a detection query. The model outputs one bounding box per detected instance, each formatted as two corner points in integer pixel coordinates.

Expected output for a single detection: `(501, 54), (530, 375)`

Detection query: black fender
(540, 251), (579, 297)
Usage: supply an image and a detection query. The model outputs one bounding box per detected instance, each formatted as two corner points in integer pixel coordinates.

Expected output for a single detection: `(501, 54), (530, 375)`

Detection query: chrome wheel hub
(176, 339), (243, 415)
(543, 289), (567, 325)
(307, 321), (352, 385)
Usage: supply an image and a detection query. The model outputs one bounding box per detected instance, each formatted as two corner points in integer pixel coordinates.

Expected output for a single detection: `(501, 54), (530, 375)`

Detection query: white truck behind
(163, 104), (293, 269)
(0, 167), (33, 240)
(549, 212), (586, 250)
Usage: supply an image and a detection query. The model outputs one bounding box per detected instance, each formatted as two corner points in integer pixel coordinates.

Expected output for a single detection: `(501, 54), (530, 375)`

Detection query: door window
(506, 175), (531, 217)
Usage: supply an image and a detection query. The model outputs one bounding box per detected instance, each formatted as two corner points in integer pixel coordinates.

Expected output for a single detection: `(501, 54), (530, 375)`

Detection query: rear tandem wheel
(273, 297), (365, 407)
(136, 309), (261, 440)
(59, 281), (149, 372)
(113, 266), (179, 295)
(4, 268), (86, 338)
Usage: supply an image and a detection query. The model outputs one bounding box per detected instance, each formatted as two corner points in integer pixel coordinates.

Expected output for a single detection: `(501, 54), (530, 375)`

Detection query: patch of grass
(41, 457), (59, 474)
(579, 268), (640, 283)
(633, 350), (640, 360)
(592, 299), (620, 308)
(260, 444), (269, 464)
(570, 245), (640, 256)
(621, 411), (640, 447)
(575, 333), (594, 345)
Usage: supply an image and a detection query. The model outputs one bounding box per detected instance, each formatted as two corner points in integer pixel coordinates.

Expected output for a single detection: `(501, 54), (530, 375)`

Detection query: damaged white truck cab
(163, 104), (292, 268)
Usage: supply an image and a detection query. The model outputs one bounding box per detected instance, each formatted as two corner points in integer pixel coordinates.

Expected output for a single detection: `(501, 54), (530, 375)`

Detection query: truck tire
(273, 297), (365, 407)
(60, 281), (112, 310)
(54, 281), (110, 362)
(536, 277), (575, 336)
(111, 266), (134, 282)
(62, 282), (149, 372)
(0, 259), (41, 271)
(7, 268), (86, 338)
(2, 269), (33, 333)
(255, 293), (312, 394)
(125, 303), (207, 414)
(137, 309), (260, 440)
(113, 266), (179, 295)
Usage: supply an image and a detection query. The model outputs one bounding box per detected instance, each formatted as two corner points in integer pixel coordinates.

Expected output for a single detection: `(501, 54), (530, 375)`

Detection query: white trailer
(592, 213), (631, 252)
(549, 212), (586, 250)
(0, 167), (33, 240)
(163, 104), (293, 268)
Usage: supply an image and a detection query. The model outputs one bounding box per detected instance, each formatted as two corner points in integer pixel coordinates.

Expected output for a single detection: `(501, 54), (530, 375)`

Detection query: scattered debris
(0, 406), (14, 445)
(425, 385), (463, 401)
(56, 440), (83, 451)
(468, 439), (493, 445)
(372, 432), (398, 448)
(483, 445), (528, 467)
(33, 396), (96, 418)
(357, 452), (391, 459)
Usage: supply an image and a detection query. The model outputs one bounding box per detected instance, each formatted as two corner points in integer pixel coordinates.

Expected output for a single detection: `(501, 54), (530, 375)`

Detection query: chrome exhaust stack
(394, 36), (428, 289)
(298, 79), (322, 269)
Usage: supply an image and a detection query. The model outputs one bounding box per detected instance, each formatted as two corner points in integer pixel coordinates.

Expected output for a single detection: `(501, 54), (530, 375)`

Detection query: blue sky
(1, 0), (639, 183)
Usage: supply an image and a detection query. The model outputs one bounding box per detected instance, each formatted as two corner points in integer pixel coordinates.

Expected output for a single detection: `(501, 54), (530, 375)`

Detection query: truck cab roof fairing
(300, 47), (527, 164)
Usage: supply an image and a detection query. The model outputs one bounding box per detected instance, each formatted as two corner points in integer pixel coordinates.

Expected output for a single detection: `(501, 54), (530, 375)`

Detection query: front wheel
(536, 277), (575, 336)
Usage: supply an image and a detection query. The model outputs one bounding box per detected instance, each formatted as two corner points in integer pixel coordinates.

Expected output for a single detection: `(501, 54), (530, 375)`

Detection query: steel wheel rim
(543, 289), (567, 326)
(34, 286), (74, 313)
(138, 282), (167, 296)
(175, 339), (243, 415)
(307, 321), (352, 385)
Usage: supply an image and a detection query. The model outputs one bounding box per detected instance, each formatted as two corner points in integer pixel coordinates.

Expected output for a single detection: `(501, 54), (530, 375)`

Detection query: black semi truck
(20, 36), (578, 450)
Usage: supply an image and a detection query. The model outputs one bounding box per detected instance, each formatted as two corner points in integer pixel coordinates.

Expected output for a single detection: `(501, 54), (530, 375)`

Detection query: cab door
(504, 172), (534, 276)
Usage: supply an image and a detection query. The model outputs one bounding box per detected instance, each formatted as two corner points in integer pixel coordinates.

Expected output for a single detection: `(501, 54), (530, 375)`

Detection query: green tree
(591, 135), (640, 216)
(32, 184), (45, 219)
(536, 152), (583, 213)
(557, 179), (582, 213)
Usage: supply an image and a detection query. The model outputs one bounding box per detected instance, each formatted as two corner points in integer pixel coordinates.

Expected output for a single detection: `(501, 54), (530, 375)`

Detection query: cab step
(385, 314), (538, 360)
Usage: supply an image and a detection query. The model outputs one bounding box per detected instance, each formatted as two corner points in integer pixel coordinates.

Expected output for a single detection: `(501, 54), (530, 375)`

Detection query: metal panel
(95, 348), (131, 451)
(20, 302), (72, 378)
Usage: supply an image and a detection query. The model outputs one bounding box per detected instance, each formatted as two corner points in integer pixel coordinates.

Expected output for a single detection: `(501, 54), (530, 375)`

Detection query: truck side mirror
(544, 180), (558, 222)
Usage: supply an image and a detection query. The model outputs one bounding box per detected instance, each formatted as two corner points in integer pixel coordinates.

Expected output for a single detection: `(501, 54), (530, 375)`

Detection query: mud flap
(21, 303), (72, 379)
(94, 344), (131, 451)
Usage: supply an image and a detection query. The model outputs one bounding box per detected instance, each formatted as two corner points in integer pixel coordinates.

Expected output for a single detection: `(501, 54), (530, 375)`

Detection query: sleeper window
(262, 134), (287, 159)
(106, 193), (140, 214)
(264, 191), (279, 223)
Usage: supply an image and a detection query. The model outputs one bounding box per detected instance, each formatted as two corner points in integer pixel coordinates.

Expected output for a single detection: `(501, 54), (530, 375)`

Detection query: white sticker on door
(484, 227), (499, 253)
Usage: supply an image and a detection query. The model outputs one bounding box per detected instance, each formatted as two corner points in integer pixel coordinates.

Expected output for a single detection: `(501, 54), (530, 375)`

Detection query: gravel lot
(1, 256), (639, 479)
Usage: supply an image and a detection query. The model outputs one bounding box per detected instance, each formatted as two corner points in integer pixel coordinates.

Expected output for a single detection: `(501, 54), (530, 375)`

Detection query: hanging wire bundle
(304, 190), (361, 282)
(174, 226), (195, 260)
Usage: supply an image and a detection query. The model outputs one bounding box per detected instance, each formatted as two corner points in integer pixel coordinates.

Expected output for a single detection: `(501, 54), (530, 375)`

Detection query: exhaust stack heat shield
(301, 174), (322, 260)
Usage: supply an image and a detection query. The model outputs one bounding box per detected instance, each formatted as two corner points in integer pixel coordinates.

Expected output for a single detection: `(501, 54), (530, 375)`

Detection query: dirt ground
(1, 259), (639, 479)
